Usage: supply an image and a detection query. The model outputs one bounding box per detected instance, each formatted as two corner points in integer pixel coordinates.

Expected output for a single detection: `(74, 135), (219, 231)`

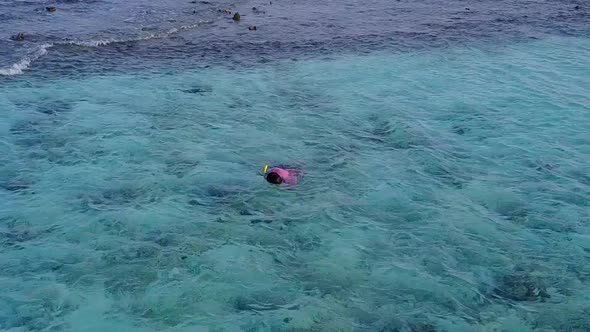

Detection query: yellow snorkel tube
(263, 164), (269, 174)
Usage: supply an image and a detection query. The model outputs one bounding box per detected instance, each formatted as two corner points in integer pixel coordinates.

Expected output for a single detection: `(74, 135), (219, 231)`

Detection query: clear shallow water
(1, 0), (590, 332)
(1, 35), (590, 331)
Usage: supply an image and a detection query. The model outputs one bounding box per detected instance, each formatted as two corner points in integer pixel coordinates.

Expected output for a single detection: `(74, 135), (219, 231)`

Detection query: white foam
(0, 43), (52, 76)
(0, 58), (32, 76)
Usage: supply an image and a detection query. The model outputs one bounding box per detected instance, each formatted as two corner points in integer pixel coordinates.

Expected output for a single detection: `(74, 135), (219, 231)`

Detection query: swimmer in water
(262, 164), (300, 186)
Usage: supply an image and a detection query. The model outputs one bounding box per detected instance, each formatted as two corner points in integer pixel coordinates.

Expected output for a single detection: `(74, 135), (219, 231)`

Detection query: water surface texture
(1, 0), (590, 331)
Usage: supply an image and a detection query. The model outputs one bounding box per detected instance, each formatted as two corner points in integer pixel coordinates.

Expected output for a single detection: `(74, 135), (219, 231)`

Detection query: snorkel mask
(262, 164), (283, 184)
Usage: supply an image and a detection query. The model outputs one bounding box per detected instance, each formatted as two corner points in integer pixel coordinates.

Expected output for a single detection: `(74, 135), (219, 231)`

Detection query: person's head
(265, 172), (283, 184)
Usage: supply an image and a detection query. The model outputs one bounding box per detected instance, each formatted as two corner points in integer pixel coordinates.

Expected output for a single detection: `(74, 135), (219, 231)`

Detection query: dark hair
(266, 172), (283, 184)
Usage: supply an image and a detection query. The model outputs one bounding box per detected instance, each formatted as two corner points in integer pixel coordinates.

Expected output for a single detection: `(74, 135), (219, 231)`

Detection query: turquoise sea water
(1, 0), (590, 331)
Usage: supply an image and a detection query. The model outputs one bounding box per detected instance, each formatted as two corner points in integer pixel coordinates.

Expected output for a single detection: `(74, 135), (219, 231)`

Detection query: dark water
(1, 0), (589, 76)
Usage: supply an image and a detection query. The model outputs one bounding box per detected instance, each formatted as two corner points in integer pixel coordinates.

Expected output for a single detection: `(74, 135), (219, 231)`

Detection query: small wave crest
(0, 43), (52, 76)
(59, 20), (210, 48)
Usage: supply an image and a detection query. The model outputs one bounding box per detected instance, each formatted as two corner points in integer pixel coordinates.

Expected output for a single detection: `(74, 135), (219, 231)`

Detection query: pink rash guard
(268, 167), (299, 186)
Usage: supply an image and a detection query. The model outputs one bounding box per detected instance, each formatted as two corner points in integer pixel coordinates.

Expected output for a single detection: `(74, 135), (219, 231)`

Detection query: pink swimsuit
(268, 167), (299, 186)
